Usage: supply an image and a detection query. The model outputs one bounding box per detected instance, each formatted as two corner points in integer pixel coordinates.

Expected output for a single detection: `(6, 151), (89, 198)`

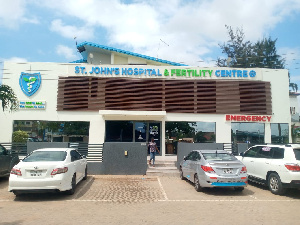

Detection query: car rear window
(293, 149), (300, 160)
(202, 153), (237, 161)
(23, 151), (67, 162)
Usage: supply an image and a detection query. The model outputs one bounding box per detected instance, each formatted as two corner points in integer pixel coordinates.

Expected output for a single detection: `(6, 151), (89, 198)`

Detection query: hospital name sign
(74, 66), (256, 79)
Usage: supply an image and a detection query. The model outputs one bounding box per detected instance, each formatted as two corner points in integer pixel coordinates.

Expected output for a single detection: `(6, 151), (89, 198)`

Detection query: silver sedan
(180, 150), (248, 192)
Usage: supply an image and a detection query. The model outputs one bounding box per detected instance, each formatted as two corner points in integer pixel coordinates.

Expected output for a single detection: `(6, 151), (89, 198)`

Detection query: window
(188, 151), (201, 161)
(293, 149), (300, 160)
(12, 120), (89, 142)
(256, 146), (272, 158)
(202, 153), (236, 161)
(271, 147), (284, 159)
(165, 121), (216, 144)
(0, 145), (6, 155)
(23, 151), (67, 162)
(70, 150), (81, 162)
(271, 123), (289, 144)
(232, 123), (264, 144)
(244, 147), (259, 157)
(195, 152), (201, 161)
(105, 121), (134, 142)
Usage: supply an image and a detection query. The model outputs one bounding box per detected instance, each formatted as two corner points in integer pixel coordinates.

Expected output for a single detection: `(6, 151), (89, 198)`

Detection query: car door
(182, 151), (194, 181)
(252, 146), (272, 179)
(0, 145), (10, 175)
(76, 150), (86, 178)
(190, 151), (200, 178)
(70, 150), (84, 181)
(240, 146), (260, 176)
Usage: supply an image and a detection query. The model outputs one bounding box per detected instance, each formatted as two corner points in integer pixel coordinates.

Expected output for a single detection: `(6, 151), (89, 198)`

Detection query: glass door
(134, 122), (147, 142)
(149, 122), (161, 154)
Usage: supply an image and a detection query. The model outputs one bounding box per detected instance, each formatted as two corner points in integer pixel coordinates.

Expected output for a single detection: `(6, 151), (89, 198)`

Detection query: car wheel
(234, 187), (244, 192)
(268, 173), (285, 195)
(179, 167), (185, 180)
(194, 174), (203, 192)
(66, 174), (76, 195)
(83, 167), (88, 180)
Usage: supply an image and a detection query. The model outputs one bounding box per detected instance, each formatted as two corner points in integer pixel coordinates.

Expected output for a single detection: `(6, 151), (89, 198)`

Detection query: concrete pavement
(1, 175), (300, 224)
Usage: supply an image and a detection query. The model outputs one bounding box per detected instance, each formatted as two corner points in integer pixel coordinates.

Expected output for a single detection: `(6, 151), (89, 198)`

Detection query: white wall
(0, 63), (291, 145)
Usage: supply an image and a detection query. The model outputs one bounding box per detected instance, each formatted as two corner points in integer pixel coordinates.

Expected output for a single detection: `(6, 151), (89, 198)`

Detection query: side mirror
(183, 156), (186, 161)
(239, 152), (244, 157)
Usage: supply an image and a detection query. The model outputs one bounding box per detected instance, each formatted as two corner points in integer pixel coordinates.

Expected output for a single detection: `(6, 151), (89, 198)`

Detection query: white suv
(237, 144), (300, 195)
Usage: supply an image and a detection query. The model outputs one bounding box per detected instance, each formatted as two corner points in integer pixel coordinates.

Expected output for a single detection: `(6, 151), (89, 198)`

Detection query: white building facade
(0, 42), (291, 156)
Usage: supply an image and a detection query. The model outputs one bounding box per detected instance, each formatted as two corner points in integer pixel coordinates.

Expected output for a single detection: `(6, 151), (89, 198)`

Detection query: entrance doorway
(134, 122), (161, 153)
(105, 120), (161, 153)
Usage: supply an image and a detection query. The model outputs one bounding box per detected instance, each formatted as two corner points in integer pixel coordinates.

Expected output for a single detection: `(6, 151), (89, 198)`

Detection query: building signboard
(19, 101), (46, 110)
(74, 66), (258, 79)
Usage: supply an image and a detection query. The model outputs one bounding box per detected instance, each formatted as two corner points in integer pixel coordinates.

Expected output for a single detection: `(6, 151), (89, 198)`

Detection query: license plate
(217, 178), (238, 183)
(30, 170), (42, 177)
(223, 168), (233, 174)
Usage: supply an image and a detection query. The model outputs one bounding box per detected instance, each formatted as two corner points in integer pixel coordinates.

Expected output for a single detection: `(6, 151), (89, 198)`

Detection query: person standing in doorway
(148, 137), (160, 167)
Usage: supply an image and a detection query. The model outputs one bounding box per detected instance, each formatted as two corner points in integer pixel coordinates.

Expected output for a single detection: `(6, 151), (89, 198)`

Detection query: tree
(0, 84), (18, 112)
(165, 122), (196, 140)
(217, 25), (298, 91)
(217, 25), (285, 69)
(12, 130), (28, 143)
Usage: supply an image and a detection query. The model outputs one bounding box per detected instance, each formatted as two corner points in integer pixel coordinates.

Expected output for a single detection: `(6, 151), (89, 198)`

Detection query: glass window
(271, 147), (284, 159)
(0, 145), (6, 155)
(105, 121), (133, 142)
(165, 121), (215, 154)
(23, 151), (67, 162)
(256, 146), (272, 158)
(202, 153), (236, 161)
(232, 123), (264, 144)
(186, 151), (195, 160)
(293, 149), (300, 160)
(244, 147), (259, 157)
(271, 123), (289, 144)
(135, 122), (147, 142)
(70, 150), (81, 161)
(13, 120), (90, 142)
(165, 122), (215, 143)
(195, 152), (201, 161)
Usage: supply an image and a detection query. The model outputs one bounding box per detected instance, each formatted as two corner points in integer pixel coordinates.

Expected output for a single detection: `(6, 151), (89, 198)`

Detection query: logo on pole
(19, 72), (41, 96)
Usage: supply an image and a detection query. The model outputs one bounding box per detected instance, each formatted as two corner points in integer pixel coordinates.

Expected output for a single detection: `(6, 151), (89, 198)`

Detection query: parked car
(0, 144), (20, 177)
(180, 150), (247, 192)
(236, 144), (300, 195)
(8, 148), (87, 196)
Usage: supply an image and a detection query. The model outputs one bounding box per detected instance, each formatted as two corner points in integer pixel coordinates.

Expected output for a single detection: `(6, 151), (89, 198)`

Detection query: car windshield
(23, 151), (67, 162)
(293, 148), (300, 160)
(202, 153), (237, 161)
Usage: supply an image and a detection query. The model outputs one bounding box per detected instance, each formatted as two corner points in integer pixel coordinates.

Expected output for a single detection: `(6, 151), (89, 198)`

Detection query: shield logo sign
(19, 72), (42, 97)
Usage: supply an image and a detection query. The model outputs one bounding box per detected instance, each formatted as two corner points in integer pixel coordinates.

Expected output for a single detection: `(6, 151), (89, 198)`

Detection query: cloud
(4, 57), (28, 62)
(55, 45), (77, 61)
(41, 0), (300, 65)
(50, 19), (94, 40)
(0, 0), (39, 29)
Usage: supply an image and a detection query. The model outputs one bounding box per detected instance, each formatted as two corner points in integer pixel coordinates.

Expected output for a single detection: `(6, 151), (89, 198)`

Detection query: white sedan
(8, 148), (87, 196)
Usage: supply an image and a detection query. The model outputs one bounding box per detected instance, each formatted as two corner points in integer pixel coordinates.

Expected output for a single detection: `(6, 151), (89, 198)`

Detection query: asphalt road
(1, 175), (300, 225)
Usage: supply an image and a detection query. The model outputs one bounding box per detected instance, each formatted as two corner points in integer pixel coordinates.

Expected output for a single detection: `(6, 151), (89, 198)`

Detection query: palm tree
(289, 83), (298, 92)
(0, 84), (18, 112)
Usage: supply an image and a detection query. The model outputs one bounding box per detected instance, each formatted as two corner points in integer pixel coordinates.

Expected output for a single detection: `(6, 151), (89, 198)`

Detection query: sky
(1, 0), (300, 90)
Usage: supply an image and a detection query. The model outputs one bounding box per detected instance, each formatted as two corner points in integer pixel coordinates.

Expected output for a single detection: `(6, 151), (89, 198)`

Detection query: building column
(265, 123), (271, 143)
(89, 116), (105, 144)
(161, 119), (166, 156)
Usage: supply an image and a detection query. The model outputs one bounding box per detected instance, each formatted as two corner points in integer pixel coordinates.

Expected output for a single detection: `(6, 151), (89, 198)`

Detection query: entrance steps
(146, 156), (179, 177)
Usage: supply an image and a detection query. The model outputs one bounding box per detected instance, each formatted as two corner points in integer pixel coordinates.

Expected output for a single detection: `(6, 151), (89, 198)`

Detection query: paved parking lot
(1, 175), (300, 224)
